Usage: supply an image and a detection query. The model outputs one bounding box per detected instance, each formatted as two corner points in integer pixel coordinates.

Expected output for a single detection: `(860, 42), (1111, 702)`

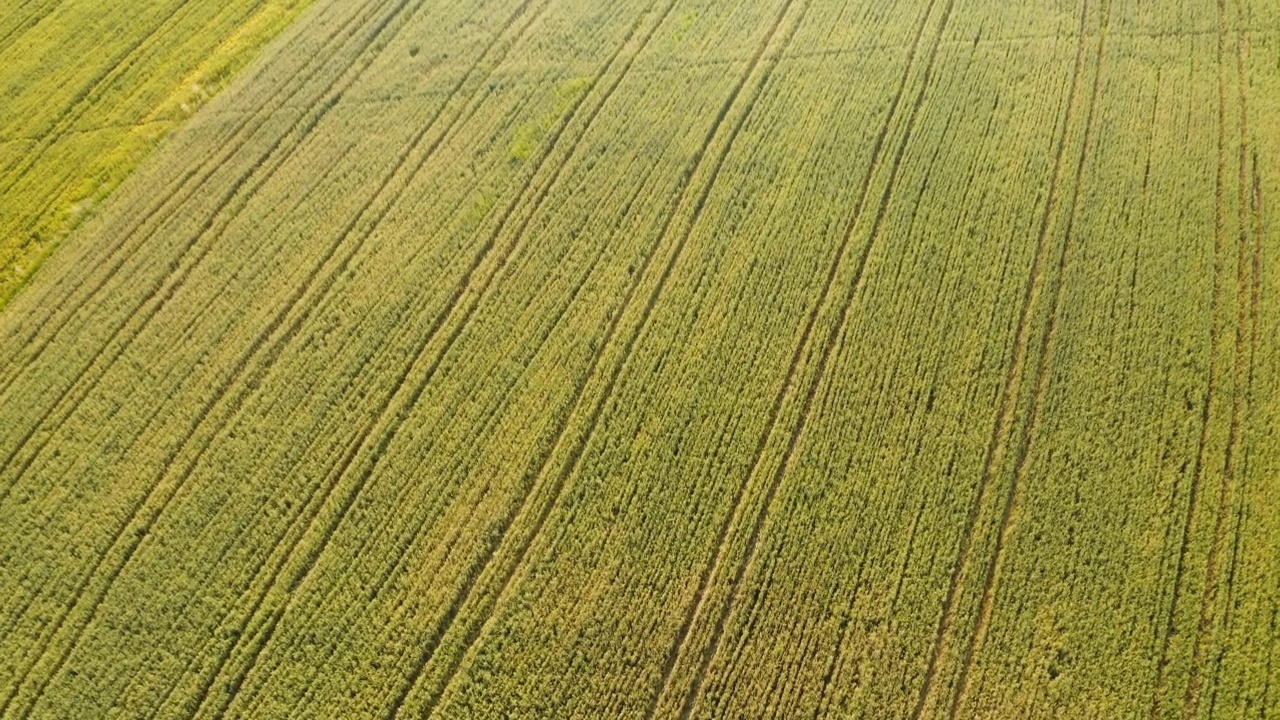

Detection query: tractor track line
(0, 0), (407, 485)
(947, 4), (1110, 716)
(0, 0), (419, 473)
(814, 291), (967, 719)
(113, 0), (569, 713)
(0, 133), (363, 646)
(0, 0), (407, 650)
(0, 0), (371, 370)
(800, 97), (973, 715)
(123, 71), (579, 712)
(812, 610), (853, 719)
(0, 0), (64, 50)
(267, 231), (618, 719)
(206, 85), (665, 717)
(878, 84), (1004, 634)
(257, 149), (669, 718)
(395, 3), (808, 716)
(1205, 477), (1249, 718)
(0, 0), (393, 396)
(644, 1), (938, 715)
(0, 1), (432, 714)
(671, 0), (953, 716)
(910, 1), (1097, 717)
(183, 2), (671, 714)
(0, 0), (197, 189)
(0, 12), (423, 642)
(1149, 4), (1236, 716)
(11, 0), (293, 239)
(1184, 3), (1256, 715)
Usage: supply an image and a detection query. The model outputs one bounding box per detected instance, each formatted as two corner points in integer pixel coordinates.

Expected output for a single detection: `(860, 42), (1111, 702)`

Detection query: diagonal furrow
(0, 0), (401, 653)
(142, 144), (610, 720)
(9, 0), (292, 242)
(0, 131), (364, 647)
(0, 0), (414, 481)
(266, 239), (616, 719)
(0, 0), (397, 398)
(947, 3), (1110, 716)
(10, 0), (518, 547)
(909, 1), (1098, 717)
(1149, 4), (1233, 716)
(677, 1), (956, 716)
(245, 148), (670, 720)
(0, 0), (197, 190)
(35, 0), (546, 709)
(391, 3), (812, 718)
(0, 1), (435, 714)
(0, 0), (59, 51)
(673, 1), (957, 718)
(107, 62), (577, 709)
(644, 1), (941, 716)
(85, 136), (370, 718)
(0, 0), (361, 366)
(810, 142), (977, 716)
(178, 3), (671, 716)
(1183, 2), (1257, 715)
(0, 0), (430, 658)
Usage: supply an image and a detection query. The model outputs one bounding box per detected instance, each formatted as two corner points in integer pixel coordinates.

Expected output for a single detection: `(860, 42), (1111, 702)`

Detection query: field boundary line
(0, 0), (407, 647)
(11, 0), (281, 239)
(0, 3), (395, 626)
(0, 0), (424, 652)
(0, 0), (418, 469)
(0, 0), (440, 517)
(0, 0), (372, 380)
(0, 0), (428, 402)
(909, 0), (1099, 717)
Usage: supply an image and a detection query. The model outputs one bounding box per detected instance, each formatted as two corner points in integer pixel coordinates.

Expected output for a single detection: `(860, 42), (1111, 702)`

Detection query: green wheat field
(0, 0), (1277, 717)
